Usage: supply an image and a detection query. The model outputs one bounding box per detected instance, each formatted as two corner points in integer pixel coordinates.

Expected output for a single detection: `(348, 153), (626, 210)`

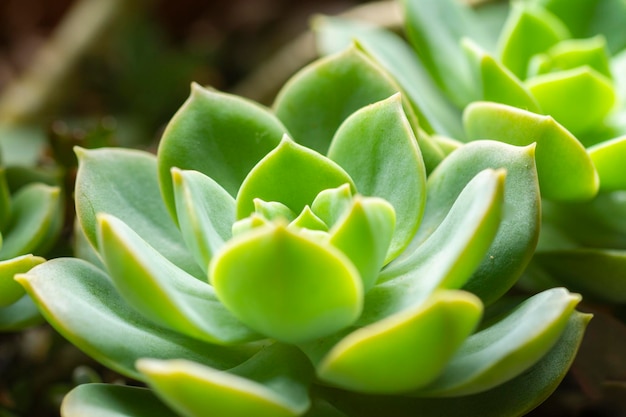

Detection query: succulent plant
(16, 46), (588, 417)
(314, 0), (626, 305)
(0, 149), (64, 331)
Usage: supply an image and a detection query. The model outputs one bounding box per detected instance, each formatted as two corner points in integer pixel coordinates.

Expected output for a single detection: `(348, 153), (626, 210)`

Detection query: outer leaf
(464, 102), (598, 201)
(138, 344), (313, 417)
(534, 249), (626, 304)
(273, 46), (400, 154)
(16, 258), (256, 381)
(0, 183), (62, 260)
(62, 384), (178, 417)
(172, 169), (235, 273)
(396, 141), (540, 305)
(236, 137), (355, 220)
(157, 83), (286, 216)
(497, 2), (570, 79)
(211, 224), (363, 343)
(328, 94), (426, 262)
(316, 290), (482, 394)
(415, 288), (581, 396)
(316, 311), (590, 417)
(462, 39), (540, 112)
(97, 214), (258, 345)
(0, 254), (44, 306)
(589, 136), (626, 192)
(313, 15), (463, 147)
(328, 197), (395, 291)
(371, 169), (504, 316)
(75, 147), (203, 279)
(526, 67), (617, 136)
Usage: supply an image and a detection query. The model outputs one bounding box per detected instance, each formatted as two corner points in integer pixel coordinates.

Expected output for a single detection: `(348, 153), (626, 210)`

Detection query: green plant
(314, 0), (626, 307)
(17, 46), (587, 417)
(0, 140), (64, 331)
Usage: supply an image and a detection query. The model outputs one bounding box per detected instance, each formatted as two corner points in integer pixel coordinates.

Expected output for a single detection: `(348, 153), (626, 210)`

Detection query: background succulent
(16, 45), (588, 417)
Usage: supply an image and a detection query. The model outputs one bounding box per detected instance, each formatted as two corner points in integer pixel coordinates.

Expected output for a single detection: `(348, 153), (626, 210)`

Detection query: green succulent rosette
(18, 47), (587, 417)
(0, 160), (64, 331)
(314, 0), (626, 305)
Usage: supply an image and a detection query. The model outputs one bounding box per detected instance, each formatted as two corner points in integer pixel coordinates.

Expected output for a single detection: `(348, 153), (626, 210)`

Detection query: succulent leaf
(96, 214), (258, 345)
(236, 136), (355, 219)
(211, 223), (363, 343)
(0, 183), (62, 260)
(398, 141), (540, 305)
(138, 344), (313, 417)
(310, 184), (353, 227)
(273, 46), (401, 154)
(16, 258), (257, 380)
(61, 384), (178, 417)
(463, 101), (599, 201)
(172, 168), (236, 273)
(328, 93), (426, 262)
(157, 84), (287, 215)
(75, 147), (204, 279)
(588, 136), (626, 192)
(414, 288), (581, 397)
(0, 168), (11, 231)
(0, 254), (45, 307)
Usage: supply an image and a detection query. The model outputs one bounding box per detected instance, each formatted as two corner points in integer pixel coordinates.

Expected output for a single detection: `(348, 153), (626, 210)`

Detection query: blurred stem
(0, 0), (140, 126)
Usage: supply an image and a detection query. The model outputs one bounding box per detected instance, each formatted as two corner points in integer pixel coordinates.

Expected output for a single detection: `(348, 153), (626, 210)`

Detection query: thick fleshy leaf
(317, 290), (482, 394)
(310, 184), (353, 228)
(328, 197), (395, 291)
(316, 311), (590, 417)
(138, 344), (313, 417)
(157, 83), (286, 216)
(236, 137), (355, 220)
(253, 199), (295, 222)
(314, 14), (464, 146)
(62, 384), (178, 417)
(401, 0), (492, 106)
(528, 36), (612, 79)
(462, 39), (540, 112)
(497, 2), (570, 79)
(526, 67), (617, 136)
(0, 294), (44, 331)
(532, 0), (626, 54)
(97, 214), (258, 345)
(395, 141), (540, 305)
(534, 249), (626, 304)
(211, 223), (362, 343)
(0, 254), (44, 306)
(75, 147), (203, 279)
(328, 94), (425, 262)
(369, 169), (504, 318)
(172, 169), (235, 273)
(290, 206), (327, 231)
(464, 102), (598, 201)
(273, 46), (400, 154)
(0, 183), (62, 260)
(16, 258), (256, 380)
(589, 136), (626, 192)
(414, 288), (580, 397)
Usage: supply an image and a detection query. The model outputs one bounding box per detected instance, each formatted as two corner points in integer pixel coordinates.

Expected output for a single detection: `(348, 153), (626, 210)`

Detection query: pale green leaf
(75, 147), (203, 279)
(464, 101), (599, 201)
(0, 254), (44, 307)
(157, 83), (286, 216)
(211, 223), (362, 343)
(236, 137), (355, 220)
(588, 136), (626, 192)
(328, 94), (426, 262)
(96, 214), (258, 345)
(16, 258), (256, 380)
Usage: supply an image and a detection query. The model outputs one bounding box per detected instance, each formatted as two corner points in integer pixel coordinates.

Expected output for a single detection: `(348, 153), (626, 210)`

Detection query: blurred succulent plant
(314, 0), (626, 306)
(16, 46), (588, 417)
(0, 141), (64, 331)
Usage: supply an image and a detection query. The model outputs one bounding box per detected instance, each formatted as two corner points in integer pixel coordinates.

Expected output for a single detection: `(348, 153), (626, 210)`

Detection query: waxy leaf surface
(97, 214), (257, 345)
(328, 94), (426, 261)
(0, 254), (44, 307)
(588, 136), (626, 192)
(17, 258), (255, 380)
(157, 84), (286, 215)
